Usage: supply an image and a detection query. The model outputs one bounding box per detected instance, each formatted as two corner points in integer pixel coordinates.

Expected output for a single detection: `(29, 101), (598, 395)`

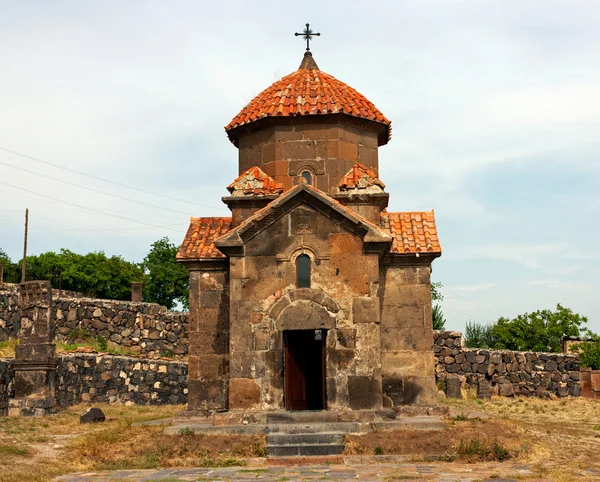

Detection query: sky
(0, 1), (599, 334)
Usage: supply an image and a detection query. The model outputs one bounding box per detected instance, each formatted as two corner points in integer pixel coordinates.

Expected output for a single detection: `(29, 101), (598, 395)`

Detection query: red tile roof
(227, 166), (284, 196)
(176, 217), (231, 260)
(380, 211), (442, 254)
(338, 163), (386, 191)
(225, 58), (391, 144)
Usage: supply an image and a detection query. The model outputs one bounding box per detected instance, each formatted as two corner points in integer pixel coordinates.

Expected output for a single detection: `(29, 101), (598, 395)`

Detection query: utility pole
(21, 208), (28, 283)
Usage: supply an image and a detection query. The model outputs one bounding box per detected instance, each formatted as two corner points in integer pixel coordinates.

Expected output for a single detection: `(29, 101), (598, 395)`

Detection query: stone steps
(266, 432), (345, 445)
(265, 412), (350, 457)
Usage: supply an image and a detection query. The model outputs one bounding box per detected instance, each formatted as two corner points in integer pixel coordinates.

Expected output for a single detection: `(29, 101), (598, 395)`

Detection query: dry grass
(442, 395), (600, 480)
(0, 403), (265, 482)
(345, 419), (531, 462)
(1, 398), (599, 481)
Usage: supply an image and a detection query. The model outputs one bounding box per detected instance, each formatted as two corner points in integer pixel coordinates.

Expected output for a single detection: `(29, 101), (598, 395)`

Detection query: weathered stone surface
(352, 296), (380, 323)
(80, 407), (105, 424)
(445, 376), (462, 399)
(229, 378), (261, 409)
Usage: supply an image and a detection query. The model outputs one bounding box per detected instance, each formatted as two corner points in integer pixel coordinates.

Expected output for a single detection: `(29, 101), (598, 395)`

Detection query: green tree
(464, 320), (497, 348)
(0, 248), (18, 283)
(573, 340), (600, 370)
(431, 281), (446, 330)
(491, 304), (592, 352)
(23, 249), (143, 300)
(142, 237), (189, 310)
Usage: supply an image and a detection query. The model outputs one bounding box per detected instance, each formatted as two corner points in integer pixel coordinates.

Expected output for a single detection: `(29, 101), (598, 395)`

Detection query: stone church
(177, 49), (442, 414)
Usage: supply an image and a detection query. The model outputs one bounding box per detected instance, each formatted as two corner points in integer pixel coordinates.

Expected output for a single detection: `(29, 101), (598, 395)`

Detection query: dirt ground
(0, 396), (599, 482)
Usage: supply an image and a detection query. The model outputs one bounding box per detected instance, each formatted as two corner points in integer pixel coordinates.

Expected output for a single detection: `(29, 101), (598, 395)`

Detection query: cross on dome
(294, 23), (320, 52)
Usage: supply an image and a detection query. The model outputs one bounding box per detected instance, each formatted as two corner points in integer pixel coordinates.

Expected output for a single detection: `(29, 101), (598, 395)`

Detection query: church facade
(177, 51), (442, 413)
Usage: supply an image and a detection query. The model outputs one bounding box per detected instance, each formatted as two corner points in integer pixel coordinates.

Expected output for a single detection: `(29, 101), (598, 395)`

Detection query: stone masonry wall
(434, 331), (581, 397)
(56, 354), (187, 407)
(0, 285), (189, 356)
(0, 359), (13, 416)
(0, 354), (187, 411)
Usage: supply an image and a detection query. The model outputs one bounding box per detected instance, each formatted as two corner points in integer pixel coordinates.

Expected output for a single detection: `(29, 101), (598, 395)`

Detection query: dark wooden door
(284, 330), (325, 410)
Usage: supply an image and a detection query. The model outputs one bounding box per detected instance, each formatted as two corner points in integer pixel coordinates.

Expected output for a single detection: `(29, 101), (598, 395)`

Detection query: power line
(0, 146), (226, 211)
(0, 159), (194, 216)
(0, 180), (183, 233)
(444, 288), (501, 318)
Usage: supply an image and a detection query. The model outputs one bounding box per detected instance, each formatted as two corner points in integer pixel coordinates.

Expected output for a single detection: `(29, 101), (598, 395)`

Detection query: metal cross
(295, 23), (320, 52)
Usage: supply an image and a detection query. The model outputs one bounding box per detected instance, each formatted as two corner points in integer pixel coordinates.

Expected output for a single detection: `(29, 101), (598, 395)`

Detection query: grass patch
(456, 438), (510, 461)
(0, 444), (31, 458)
(0, 339), (18, 358)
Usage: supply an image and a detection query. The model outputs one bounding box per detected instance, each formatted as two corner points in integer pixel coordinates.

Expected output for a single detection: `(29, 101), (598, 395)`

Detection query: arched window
(296, 254), (311, 288)
(301, 171), (312, 185)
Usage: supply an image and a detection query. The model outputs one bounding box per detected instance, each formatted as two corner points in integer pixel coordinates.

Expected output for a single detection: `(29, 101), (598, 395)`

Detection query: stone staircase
(265, 411), (355, 457)
(162, 409), (445, 458)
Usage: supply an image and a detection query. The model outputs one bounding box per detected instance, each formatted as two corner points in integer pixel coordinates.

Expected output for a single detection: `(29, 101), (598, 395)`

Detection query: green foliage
(431, 281), (443, 302)
(21, 249), (143, 300)
(374, 446), (383, 455)
(432, 304), (446, 330)
(465, 305), (593, 352)
(464, 321), (497, 348)
(141, 237), (189, 310)
(492, 304), (591, 352)
(96, 335), (108, 352)
(0, 248), (19, 283)
(431, 282), (446, 330)
(573, 342), (600, 370)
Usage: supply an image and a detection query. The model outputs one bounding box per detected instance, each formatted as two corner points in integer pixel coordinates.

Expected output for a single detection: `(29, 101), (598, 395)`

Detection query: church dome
(225, 52), (391, 146)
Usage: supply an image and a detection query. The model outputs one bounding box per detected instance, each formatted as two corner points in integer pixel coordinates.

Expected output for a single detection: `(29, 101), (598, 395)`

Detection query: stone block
(352, 296), (380, 324)
(229, 378), (261, 410)
(445, 376), (462, 399)
(381, 351), (435, 379)
(80, 407), (106, 424)
(348, 375), (382, 409)
(188, 354), (228, 380)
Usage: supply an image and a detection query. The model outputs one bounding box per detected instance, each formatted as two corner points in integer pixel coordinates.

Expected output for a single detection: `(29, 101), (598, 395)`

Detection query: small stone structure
(9, 281), (58, 416)
(177, 51), (443, 415)
(434, 331), (581, 397)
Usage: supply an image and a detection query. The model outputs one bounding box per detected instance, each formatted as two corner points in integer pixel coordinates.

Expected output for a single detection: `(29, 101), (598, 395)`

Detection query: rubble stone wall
(0, 359), (13, 415)
(56, 353), (188, 407)
(434, 331), (581, 397)
(0, 354), (188, 411)
(0, 285), (189, 356)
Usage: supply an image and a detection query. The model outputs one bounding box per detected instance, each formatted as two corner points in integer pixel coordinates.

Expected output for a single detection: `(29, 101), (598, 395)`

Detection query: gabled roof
(215, 182), (393, 254)
(176, 217), (231, 260)
(380, 211), (441, 254)
(227, 166), (284, 197)
(225, 52), (391, 146)
(338, 162), (386, 192)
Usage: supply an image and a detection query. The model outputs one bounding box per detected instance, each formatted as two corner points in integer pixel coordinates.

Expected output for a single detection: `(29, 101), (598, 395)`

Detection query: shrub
(573, 342), (600, 370)
(457, 438), (510, 461)
(96, 335), (108, 352)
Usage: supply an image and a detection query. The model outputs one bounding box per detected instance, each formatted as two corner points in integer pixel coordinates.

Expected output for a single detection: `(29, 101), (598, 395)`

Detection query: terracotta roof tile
(177, 217), (232, 260)
(338, 162), (386, 191)
(227, 166), (284, 196)
(380, 210), (442, 254)
(225, 64), (391, 144)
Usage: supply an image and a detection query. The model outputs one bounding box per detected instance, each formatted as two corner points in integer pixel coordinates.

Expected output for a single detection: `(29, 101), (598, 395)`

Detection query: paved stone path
(54, 463), (600, 481)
